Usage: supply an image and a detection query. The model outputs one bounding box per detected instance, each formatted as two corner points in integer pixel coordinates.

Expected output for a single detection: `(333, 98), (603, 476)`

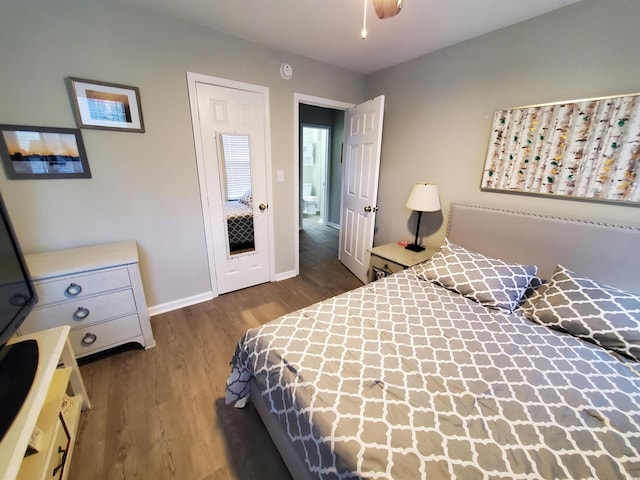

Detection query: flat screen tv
(0, 191), (38, 442)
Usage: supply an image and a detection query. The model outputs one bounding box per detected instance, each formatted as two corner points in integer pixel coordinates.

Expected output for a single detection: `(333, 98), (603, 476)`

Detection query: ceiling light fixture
(361, 0), (368, 39)
(373, 0), (404, 19)
(361, 0), (405, 39)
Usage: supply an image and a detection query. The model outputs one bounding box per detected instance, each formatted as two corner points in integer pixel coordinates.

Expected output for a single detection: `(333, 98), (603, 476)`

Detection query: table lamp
(405, 183), (441, 252)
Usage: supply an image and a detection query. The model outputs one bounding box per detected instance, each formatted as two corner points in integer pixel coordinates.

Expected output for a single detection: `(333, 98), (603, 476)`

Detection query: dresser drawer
(23, 289), (137, 333)
(369, 255), (404, 282)
(69, 314), (143, 356)
(33, 267), (131, 306)
(370, 255), (404, 273)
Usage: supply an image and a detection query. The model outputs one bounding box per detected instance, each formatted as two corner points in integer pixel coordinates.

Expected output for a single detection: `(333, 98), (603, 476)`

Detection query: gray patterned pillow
(414, 239), (537, 312)
(520, 265), (640, 361)
(239, 189), (252, 207)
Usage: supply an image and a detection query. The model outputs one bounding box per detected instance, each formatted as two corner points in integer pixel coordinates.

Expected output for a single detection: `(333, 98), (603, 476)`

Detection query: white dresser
(21, 241), (155, 358)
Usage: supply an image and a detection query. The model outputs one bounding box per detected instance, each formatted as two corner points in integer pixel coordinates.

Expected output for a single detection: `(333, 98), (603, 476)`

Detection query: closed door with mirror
(194, 81), (271, 294)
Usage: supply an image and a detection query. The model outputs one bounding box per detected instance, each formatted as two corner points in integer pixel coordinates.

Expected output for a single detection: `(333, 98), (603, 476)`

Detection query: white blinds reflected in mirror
(219, 133), (252, 199)
(218, 133), (255, 255)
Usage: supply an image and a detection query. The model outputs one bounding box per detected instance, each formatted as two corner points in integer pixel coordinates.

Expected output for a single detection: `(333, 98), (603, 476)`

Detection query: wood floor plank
(68, 217), (362, 480)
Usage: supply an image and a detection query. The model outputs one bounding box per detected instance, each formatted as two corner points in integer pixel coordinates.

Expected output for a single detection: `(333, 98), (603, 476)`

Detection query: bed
(225, 203), (640, 479)
(225, 189), (254, 252)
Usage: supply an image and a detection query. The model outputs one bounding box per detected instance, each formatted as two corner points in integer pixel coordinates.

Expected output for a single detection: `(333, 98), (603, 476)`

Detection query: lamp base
(405, 243), (425, 252)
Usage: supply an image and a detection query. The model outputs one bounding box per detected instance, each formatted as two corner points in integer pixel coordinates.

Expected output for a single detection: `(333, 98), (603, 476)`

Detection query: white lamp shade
(406, 183), (441, 212)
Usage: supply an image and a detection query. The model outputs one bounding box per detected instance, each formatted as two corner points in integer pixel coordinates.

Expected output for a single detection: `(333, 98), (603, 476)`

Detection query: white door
(338, 95), (385, 283)
(193, 80), (272, 295)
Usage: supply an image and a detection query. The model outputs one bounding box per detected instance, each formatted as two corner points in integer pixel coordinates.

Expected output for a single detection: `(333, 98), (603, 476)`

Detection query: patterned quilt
(226, 268), (640, 479)
(225, 200), (254, 250)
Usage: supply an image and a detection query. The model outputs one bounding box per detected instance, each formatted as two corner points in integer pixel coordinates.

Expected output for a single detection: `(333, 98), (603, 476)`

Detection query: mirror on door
(217, 133), (255, 255)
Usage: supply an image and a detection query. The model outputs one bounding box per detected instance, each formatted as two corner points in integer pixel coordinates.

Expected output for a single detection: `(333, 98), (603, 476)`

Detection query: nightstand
(369, 243), (437, 282)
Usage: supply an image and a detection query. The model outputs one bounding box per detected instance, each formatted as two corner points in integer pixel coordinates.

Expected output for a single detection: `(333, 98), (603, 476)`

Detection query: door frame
(188, 71), (275, 297)
(293, 94), (354, 276)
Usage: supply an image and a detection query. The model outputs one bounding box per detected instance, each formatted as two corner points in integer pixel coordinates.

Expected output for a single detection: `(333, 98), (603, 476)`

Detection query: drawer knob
(66, 283), (82, 296)
(81, 333), (97, 346)
(73, 307), (90, 320)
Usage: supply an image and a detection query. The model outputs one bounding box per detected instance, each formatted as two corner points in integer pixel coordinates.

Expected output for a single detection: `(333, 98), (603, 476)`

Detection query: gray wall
(0, 0), (364, 311)
(367, 0), (640, 250)
(2, 0), (639, 313)
(329, 110), (345, 226)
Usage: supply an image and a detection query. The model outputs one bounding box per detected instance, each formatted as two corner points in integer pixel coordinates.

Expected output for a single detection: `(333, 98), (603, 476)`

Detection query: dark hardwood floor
(69, 217), (362, 480)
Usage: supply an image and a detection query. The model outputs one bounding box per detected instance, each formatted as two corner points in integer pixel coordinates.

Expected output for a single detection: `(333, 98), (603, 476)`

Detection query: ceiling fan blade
(372, 0), (404, 19)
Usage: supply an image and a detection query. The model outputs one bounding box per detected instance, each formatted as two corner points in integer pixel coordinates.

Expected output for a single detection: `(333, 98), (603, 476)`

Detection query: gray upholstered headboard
(446, 203), (640, 294)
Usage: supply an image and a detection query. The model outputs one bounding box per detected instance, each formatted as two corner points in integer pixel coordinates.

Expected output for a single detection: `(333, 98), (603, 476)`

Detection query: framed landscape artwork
(67, 77), (145, 133)
(480, 93), (640, 206)
(0, 125), (91, 179)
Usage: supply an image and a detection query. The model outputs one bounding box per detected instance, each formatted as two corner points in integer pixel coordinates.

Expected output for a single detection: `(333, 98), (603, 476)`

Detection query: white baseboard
(148, 291), (214, 317)
(273, 269), (297, 282)
(148, 272), (300, 316)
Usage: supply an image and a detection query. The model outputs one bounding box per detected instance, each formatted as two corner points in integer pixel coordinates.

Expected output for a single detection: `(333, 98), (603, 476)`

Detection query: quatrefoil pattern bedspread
(226, 269), (640, 479)
(225, 200), (254, 248)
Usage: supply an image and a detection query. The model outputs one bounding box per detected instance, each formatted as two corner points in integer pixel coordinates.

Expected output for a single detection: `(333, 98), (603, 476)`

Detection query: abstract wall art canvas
(481, 93), (640, 206)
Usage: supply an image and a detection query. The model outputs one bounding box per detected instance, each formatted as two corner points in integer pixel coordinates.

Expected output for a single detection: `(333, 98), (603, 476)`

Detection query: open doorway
(294, 95), (385, 282)
(298, 104), (345, 231)
(294, 95), (353, 276)
(298, 106), (344, 273)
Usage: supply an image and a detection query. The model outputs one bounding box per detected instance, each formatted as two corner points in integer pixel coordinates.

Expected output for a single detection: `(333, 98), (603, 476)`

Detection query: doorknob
(364, 206), (379, 213)
(259, 203), (268, 211)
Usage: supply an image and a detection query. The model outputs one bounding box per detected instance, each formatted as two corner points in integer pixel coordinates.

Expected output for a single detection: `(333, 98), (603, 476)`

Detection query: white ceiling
(116, 0), (582, 74)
